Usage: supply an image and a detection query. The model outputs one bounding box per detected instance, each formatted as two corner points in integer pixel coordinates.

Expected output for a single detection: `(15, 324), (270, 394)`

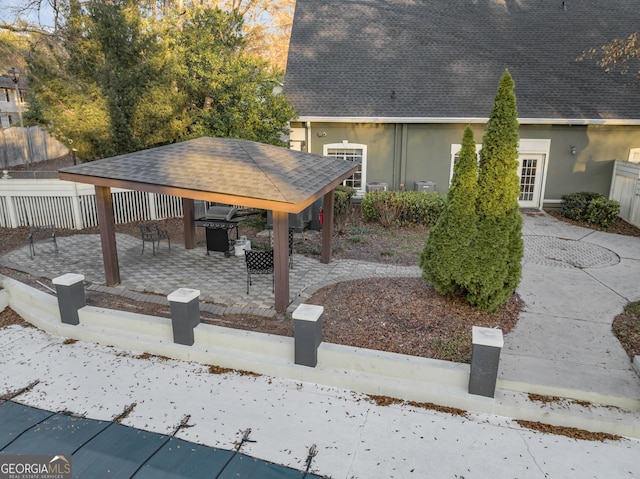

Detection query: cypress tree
(420, 125), (479, 294)
(467, 70), (523, 311)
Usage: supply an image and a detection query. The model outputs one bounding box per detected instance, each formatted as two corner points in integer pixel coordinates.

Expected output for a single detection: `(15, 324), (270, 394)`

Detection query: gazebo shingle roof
(59, 137), (359, 211)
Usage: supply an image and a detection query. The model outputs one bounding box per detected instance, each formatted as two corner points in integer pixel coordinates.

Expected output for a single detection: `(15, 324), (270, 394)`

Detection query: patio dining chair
(139, 221), (171, 256)
(244, 249), (274, 294)
(28, 224), (58, 259)
(288, 228), (294, 269)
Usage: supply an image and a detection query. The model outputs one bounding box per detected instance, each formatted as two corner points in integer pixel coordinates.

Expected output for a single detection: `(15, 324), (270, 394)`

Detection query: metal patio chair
(28, 224), (58, 259)
(244, 249), (274, 294)
(139, 221), (170, 256)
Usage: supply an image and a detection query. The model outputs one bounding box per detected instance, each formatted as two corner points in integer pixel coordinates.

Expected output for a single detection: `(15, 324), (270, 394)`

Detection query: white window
(628, 148), (640, 164)
(324, 141), (367, 195)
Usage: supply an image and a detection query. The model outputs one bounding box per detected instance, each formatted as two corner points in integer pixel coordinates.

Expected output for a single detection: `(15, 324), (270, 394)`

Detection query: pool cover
(0, 400), (325, 478)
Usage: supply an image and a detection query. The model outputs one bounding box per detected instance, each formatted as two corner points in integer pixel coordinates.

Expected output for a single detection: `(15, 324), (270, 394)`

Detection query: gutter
(296, 116), (640, 126)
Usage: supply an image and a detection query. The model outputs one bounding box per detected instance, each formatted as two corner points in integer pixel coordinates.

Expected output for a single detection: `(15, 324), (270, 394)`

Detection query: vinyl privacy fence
(0, 178), (184, 229)
(1, 126), (69, 168)
(609, 160), (640, 228)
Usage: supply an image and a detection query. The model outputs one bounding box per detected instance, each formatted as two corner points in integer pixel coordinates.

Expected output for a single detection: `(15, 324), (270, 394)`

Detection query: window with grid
(324, 142), (367, 194)
(519, 157), (538, 201)
(2, 89), (9, 102)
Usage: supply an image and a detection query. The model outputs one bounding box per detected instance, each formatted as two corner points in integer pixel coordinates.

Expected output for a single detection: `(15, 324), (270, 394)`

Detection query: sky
(0, 0), (56, 29)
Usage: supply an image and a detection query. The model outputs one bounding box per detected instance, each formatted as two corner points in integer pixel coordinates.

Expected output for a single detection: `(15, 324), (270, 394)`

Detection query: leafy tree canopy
(23, 0), (296, 160)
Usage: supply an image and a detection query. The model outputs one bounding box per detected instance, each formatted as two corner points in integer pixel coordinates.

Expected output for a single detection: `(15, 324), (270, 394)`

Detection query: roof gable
(284, 0), (640, 121)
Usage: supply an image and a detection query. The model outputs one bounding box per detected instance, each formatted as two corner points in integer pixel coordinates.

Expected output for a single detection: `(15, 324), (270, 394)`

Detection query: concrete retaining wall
(2, 273), (640, 439)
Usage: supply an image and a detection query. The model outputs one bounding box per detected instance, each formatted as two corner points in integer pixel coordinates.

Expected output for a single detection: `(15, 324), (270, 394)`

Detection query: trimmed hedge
(560, 192), (603, 221)
(361, 190), (447, 227)
(560, 192), (620, 228)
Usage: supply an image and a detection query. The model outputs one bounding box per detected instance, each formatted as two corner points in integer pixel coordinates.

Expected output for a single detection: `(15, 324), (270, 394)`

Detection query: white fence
(0, 178), (184, 229)
(610, 160), (640, 228)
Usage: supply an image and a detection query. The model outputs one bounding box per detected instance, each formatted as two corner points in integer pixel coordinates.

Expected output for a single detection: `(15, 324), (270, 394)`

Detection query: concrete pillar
(52, 273), (86, 325)
(293, 304), (324, 367)
(167, 288), (200, 346)
(468, 326), (504, 398)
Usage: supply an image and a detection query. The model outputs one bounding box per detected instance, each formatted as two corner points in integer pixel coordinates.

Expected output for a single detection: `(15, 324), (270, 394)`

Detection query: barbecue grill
(195, 205), (242, 257)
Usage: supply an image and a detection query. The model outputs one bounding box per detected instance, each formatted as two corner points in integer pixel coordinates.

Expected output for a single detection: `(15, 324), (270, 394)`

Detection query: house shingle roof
(284, 0), (640, 121)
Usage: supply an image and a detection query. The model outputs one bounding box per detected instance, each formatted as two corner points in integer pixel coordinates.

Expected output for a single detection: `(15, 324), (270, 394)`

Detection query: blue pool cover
(0, 400), (325, 478)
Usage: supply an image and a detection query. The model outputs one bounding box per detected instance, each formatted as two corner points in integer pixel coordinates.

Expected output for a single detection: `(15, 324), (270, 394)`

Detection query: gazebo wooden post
(272, 210), (290, 313)
(182, 198), (196, 249)
(321, 189), (335, 264)
(95, 185), (120, 285)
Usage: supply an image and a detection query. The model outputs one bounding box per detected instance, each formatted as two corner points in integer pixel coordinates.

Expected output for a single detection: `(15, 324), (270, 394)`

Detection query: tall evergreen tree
(420, 125), (478, 295)
(467, 69), (523, 312)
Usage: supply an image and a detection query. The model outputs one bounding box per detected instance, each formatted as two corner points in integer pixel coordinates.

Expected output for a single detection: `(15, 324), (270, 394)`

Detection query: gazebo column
(272, 210), (290, 313)
(182, 198), (196, 249)
(95, 185), (120, 285)
(321, 189), (335, 264)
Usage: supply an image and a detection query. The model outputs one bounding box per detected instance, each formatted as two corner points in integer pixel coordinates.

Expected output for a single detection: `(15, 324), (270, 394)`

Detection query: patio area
(0, 230), (420, 316)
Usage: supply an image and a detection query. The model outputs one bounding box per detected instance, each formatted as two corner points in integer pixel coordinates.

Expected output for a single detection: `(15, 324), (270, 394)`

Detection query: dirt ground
(1, 156), (639, 362)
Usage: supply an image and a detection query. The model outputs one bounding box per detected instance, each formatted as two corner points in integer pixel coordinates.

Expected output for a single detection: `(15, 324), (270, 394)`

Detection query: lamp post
(8, 68), (30, 165)
(0, 107), (9, 168)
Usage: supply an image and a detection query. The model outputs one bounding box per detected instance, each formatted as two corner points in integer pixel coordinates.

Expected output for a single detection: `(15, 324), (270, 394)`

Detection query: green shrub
(400, 191), (448, 226)
(585, 196), (620, 228)
(361, 190), (447, 226)
(334, 185), (356, 217)
(361, 191), (393, 223)
(560, 191), (603, 221)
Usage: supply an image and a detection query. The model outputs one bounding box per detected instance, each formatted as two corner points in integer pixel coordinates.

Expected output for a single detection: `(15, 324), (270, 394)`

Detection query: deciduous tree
(24, 1), (296, 160)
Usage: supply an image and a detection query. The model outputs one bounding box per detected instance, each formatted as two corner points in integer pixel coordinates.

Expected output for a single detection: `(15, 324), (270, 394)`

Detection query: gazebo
(58, 137), (359, 312)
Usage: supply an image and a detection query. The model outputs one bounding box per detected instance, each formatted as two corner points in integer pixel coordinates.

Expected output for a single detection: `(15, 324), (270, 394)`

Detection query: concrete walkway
(505, 212), (640, 405)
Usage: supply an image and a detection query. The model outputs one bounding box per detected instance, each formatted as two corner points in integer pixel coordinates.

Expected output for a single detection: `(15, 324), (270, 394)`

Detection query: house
(0, 74), (27, 129)
(283, 0), (640, 209)
(0, 73), (68, 167)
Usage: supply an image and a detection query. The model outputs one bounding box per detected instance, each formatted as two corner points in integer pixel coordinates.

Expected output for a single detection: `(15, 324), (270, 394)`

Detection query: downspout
(392, 124), (401, 189)
(306, 121), (312, 153)
(392, 124), (409, 191)
(400, 124), (408, 191)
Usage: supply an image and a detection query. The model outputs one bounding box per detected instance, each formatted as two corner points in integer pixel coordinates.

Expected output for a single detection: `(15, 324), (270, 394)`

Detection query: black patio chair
(289, 228), (294, 269)
(244, 249), (274, 294)
(28, 224), (58, 259)
(139, 221), (170, 256)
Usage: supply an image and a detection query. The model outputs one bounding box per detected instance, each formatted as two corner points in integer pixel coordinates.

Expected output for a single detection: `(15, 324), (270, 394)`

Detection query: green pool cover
(0, 400), (325, 478)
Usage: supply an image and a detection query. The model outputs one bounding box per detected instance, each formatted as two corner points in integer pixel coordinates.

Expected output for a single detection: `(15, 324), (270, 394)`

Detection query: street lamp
(7, 67), (30, 165)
